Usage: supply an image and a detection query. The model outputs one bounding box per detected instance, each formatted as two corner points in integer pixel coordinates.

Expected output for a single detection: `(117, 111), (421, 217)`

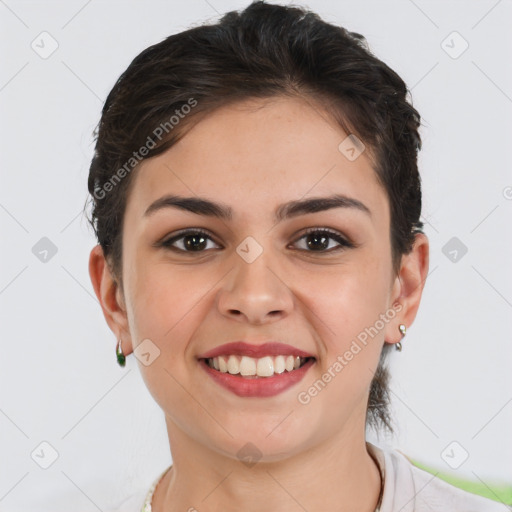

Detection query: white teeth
(274, 355), (286, 374)
(218, 356), (228, 373)
(257, 356), (274, 377)
(205, 354), (312, 377)
(239, 356), (256, 376)
(227, 355), (239, 375)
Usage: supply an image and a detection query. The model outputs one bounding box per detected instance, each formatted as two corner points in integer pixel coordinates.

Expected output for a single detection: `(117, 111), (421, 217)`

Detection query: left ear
(384, 233), (429, 345)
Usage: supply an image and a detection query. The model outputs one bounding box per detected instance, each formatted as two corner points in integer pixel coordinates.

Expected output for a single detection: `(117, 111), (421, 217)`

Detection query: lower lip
(198, 358), (315, 397)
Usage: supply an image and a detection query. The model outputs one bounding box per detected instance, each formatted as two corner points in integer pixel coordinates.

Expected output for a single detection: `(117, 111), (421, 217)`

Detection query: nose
(216, 251), (294, 325)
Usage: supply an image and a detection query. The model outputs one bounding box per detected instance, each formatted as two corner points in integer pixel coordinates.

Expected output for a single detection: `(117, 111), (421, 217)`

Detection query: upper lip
(197, 341), (316, 360)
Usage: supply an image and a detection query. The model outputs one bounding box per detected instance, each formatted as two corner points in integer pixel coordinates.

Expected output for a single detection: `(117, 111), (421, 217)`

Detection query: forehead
(126, 96), (388, 225)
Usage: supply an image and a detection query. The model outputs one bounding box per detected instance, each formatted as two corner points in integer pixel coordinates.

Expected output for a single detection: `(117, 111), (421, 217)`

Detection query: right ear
(88, 244), (133, 356)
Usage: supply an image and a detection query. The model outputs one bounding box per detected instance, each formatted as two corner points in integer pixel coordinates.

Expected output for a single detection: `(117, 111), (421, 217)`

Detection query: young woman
(87, 2), (506, 511)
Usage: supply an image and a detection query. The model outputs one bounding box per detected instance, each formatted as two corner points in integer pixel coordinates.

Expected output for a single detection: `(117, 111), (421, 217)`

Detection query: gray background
(1, 0), (511, 510)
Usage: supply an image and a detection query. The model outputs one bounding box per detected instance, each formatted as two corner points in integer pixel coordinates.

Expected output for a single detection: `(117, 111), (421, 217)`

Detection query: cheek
(127, 261), (196, 347)
(307, 250), (391, 388)
(296, 258), (391, 420)
(125, 250), (226, 375)
(321, 255), (390, 330)
(124, 261), (209, 413)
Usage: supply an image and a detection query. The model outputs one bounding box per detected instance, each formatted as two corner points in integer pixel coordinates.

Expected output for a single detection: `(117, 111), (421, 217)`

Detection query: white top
(108, 442), (509, 511)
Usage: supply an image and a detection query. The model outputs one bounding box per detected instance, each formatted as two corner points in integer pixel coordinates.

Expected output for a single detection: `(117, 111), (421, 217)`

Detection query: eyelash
(159, 227), (355, 254)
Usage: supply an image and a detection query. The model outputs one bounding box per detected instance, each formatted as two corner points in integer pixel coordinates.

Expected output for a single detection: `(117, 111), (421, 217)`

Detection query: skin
(89, 95), (429, 512)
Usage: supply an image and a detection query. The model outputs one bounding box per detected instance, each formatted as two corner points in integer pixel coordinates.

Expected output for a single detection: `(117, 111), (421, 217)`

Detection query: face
(103, 96), (408, 461)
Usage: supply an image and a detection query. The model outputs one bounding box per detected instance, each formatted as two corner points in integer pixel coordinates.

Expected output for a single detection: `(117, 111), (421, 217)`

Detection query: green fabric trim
(409, 458), (512, 505)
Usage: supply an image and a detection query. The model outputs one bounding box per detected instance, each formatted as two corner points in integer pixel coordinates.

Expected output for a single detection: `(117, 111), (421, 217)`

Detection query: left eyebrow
(275, 194), (372, 221)
(143, 193), (372, 221)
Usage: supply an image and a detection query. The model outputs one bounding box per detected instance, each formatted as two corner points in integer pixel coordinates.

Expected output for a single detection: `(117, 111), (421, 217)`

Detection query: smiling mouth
(200, 354), (315, 378)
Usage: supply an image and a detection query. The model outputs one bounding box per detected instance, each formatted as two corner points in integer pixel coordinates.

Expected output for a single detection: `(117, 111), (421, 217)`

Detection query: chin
(205, 423), (313, 464)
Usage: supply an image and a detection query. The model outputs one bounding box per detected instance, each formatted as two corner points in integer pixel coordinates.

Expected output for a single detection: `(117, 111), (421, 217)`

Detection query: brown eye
(292, 228), (353, 253)
(159, 227), (354, 255)
(161, 229), (220, 253)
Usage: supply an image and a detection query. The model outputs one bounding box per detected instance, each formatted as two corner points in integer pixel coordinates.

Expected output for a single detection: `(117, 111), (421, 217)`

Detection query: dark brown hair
(85, 0), (424, 434)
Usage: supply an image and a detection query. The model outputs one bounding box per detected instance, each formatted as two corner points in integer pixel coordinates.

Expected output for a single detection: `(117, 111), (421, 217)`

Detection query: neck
(152, 416), (382, 512)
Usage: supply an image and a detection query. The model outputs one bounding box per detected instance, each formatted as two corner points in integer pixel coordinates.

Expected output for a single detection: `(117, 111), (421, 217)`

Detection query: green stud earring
(116, 338), (126, 367)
